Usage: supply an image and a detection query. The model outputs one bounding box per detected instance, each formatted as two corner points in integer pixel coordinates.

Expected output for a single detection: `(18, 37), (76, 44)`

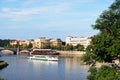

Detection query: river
(0, 55), (89, 80)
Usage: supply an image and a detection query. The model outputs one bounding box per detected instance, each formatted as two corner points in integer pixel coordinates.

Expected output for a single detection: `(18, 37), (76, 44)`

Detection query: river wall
(56, 51), (85, 57)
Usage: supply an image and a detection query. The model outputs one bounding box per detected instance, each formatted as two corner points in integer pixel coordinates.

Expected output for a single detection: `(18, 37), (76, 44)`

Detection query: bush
(87, 65), (120, 80)
(0, 61), (8, 70)
(0, 78), (4, 80)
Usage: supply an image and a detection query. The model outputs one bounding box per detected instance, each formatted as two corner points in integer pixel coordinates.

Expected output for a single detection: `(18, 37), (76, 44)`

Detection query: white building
(66, 36), (91, 48)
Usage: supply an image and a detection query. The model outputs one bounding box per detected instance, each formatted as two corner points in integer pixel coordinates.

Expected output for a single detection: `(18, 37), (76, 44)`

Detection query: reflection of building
(66, 36), (91, 48)
(33, 37), (62, 48)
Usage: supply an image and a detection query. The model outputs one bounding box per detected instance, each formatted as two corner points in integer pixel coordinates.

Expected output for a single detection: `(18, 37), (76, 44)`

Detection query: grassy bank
(0, 78), (4, 80)
(0, 61), (8, 70)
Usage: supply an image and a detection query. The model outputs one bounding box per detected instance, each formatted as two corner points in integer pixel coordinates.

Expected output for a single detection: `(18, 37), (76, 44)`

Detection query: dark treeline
(0, 39), (10, 47)
(41, 44), (84, 51)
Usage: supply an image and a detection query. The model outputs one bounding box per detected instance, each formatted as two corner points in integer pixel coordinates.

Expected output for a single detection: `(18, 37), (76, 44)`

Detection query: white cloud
(0, 0), (100, 21)
(5, 0), (16, 2)
(0, 2), (71, 21)
(2, 8), (10, 12)
(22, 0), (38, 7)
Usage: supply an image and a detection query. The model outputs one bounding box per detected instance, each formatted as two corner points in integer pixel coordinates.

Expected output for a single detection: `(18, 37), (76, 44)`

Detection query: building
(33, 37), (49, 48)
(66, 36), (91, 48)
(50, 39), (62, 46)
(33, 37), (62, 48)
(10, 40), (18, 45)
(10, 40), (33, 46)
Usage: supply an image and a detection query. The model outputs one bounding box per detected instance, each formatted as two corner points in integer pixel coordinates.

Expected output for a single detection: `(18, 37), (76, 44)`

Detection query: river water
(0, 55), (89, 80)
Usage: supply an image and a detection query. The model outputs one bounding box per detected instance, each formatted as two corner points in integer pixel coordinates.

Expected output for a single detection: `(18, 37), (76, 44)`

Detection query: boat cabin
(30, 49), (59, 55)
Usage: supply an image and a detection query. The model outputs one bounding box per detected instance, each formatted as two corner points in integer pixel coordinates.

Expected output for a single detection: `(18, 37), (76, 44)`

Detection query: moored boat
(27, 55), (58, 61)
(30, 49), (59, 55)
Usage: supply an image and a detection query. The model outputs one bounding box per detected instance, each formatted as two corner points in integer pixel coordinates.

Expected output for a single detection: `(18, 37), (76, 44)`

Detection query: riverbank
(56, 51), (85, 57)
(0, 61), (8, 70)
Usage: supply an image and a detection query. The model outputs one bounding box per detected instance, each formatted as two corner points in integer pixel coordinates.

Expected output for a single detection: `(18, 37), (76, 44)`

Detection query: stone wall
(56, 51), (85, 57)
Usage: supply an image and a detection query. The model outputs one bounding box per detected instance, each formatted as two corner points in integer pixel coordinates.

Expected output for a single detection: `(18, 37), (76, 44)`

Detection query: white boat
(27, 55), (58, 61)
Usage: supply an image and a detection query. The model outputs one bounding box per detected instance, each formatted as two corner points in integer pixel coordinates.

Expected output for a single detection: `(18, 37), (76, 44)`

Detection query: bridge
(0, 47), (30, 55)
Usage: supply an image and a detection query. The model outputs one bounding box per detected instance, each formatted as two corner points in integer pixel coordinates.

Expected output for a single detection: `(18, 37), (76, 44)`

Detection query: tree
(89, 0), (120, 62)
(82, 45), (96, 65)
(87, 65), (120, 80)
(0, 39), (10, 47)
(75, 44), (84, 51)
(27, 43), (33, 48)
(81, 1), (120, 80)
(65, 44), (74, 50)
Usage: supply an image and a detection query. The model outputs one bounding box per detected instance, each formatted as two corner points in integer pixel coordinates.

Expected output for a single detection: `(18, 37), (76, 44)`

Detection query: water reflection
(58, 58), (89, 80)
(27, 59), (58, 69)
(0, 55), (89, 80)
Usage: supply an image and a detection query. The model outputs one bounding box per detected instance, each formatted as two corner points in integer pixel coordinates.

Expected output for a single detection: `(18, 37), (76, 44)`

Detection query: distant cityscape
(10, 36), (91, 49)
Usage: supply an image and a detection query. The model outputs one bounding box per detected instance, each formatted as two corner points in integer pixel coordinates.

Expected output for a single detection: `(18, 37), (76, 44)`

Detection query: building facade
(10, 40), (33, 46)
(66, 36), (91, 48)
(10, 40), (18, 45)
(33, 37), (62, 48)
(50, 39), (62, 46)
(33, 37), (50, 48)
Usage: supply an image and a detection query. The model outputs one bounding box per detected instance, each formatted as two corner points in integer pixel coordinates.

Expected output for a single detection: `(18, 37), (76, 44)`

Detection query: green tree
(82, 45), (95, 65)
(27, 43), (33, 48)
(65, 44), (74, 51)
(88, 0), (120, 62)
(88, 66), (120, 80)
(75, 44), (84, 51)
(81, 0), (120, 79)
(0, 39), (10, 47)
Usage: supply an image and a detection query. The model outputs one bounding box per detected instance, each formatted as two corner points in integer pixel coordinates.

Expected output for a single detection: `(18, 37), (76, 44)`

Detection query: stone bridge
(0, 47), (30, 55)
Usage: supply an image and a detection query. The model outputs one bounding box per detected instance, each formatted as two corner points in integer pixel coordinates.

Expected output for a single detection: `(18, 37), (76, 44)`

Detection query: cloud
(0, 0), (100, 21)
(0, 2), (71, 21)
(4, 0), (16, 2)
(22, 0), (38, 7)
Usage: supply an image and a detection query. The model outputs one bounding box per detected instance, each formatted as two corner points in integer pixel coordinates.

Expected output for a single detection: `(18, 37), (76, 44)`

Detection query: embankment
(56, 51), (85, 57)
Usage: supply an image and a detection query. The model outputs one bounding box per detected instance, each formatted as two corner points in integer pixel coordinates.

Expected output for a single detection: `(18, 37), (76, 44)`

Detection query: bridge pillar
(17, 48), (20, 55)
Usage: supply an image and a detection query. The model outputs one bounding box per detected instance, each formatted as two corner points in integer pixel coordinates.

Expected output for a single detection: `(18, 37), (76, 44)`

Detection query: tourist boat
(27, 55), (58, 61)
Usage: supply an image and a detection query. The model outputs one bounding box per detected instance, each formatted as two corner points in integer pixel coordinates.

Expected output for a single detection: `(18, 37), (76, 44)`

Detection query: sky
(0, 0), (114, 41)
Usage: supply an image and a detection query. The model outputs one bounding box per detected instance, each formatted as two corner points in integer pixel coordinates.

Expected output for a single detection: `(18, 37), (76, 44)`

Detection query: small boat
(27, 55), (58, 61)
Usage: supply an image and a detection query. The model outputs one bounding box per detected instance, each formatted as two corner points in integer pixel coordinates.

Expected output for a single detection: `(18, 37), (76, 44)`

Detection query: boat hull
(27, 55), (58, 61)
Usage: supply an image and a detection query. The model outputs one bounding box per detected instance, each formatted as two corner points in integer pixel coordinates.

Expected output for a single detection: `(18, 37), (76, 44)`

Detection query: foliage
(0, 61), (8, 70)
(87, 67), (97, 80)
(84, 0), (120, 62)
(82, 45), (95, 64)
(65, 44), (74, 50)
(27, 43), (33, 48)
(75, 44), (84, 51)
(0, 39), (10, 47)
(87, 65), (120, 80)
(83, 0), (120, 80)
(41, 44), (85, 51)
(0, 78), (4, 80)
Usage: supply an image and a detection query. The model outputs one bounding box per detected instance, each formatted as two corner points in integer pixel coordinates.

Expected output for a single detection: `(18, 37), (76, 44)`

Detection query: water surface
(0, 55), (89, 80)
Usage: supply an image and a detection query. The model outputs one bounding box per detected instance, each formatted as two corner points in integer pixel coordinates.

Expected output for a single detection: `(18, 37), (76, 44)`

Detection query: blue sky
(0, 0), (114, 41)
